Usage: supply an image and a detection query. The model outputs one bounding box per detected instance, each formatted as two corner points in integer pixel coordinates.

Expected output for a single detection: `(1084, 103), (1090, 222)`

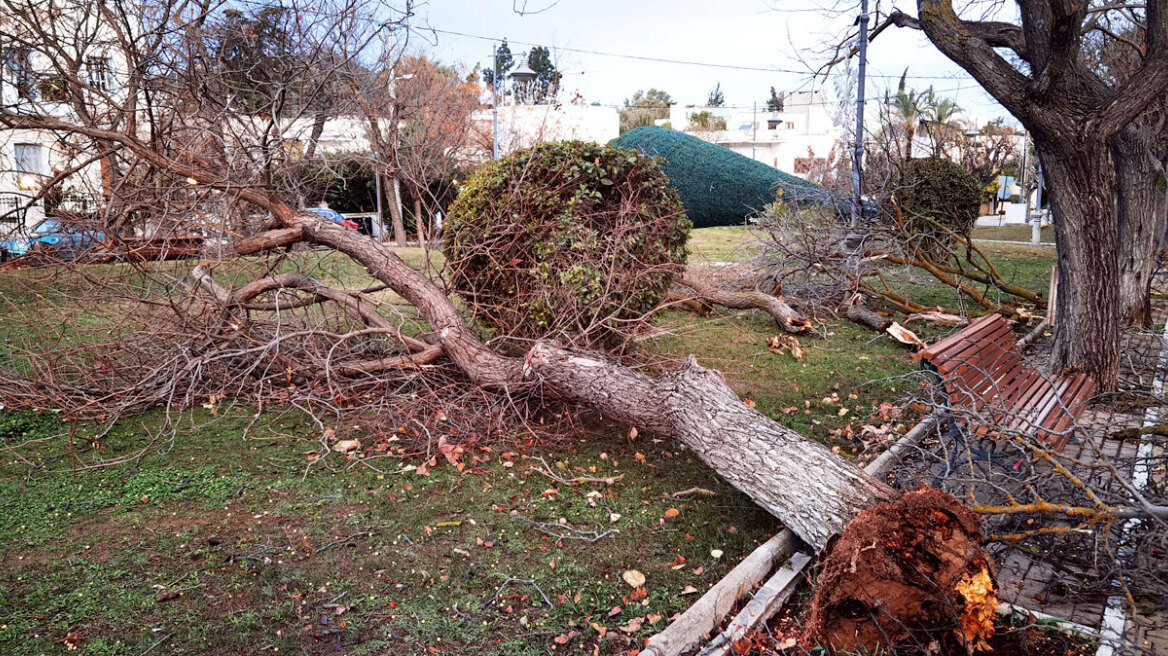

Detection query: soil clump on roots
(803, 486), (997, 653)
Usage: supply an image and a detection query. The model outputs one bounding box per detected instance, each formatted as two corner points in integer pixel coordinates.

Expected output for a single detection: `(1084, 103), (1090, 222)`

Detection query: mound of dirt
(803, 486), (997, 653)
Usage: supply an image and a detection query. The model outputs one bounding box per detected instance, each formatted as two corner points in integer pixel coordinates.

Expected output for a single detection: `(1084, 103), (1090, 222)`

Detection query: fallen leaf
(680, 585), (699, 595)
(591, 623), (608, 638)
(334, 439), (361, 453)
(620, 617), (644, 634)
(628, 427), (638, 441)
(609, 513), (622, 523)
(622, 570), (646, 588)
(692, 566), (705, 576)
(437, 436), (464, 465)
(710, 549), (723, 559)
(664, 507), (680, 519)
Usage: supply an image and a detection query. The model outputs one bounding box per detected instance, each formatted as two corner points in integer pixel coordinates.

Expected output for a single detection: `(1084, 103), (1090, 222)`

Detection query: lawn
(971, 223), (1055, 244)
(0, 226), (1058, 655)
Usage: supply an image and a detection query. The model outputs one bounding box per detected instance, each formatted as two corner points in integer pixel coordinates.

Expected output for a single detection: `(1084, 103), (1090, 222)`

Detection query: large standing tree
(887, 1), (1168, 391)
(619, 88), (674, 133)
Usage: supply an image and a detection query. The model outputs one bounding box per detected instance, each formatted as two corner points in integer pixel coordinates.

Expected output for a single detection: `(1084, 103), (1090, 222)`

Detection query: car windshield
(32, 219), (63, 235)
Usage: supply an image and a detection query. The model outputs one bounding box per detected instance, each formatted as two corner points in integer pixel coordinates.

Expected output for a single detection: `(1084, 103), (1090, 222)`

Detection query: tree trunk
(413, 194), (426, 248)
(1112, 125), (1165, 328)
(385, 174), (407, 247)
(1042, 138), (1122, 392)
(303, 112), (327, 160)
(285, 212), (898, 550)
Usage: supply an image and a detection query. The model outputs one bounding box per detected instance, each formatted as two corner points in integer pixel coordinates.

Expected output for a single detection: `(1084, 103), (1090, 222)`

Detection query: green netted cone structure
(612, 127), (823, 228)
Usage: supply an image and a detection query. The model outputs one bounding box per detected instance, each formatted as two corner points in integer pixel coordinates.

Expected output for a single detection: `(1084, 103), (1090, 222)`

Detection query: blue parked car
(305, 207), (360, 230)
(0, 217), (107, 262)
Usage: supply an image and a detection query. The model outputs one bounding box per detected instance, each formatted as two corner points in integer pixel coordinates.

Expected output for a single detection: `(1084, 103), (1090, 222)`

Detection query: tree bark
(284, 212), (897, 550)
(673, 275), (812, 333)
(413, 194), (426, 248)
(1042, 137), (1122, 392)
(385, 174), (407, 247)
(1112, 122), (1166, 328)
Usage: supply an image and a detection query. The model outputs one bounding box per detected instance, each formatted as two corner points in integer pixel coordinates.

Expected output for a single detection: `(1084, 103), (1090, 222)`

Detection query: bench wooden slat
(1041, 375), (1097, 450)
(916, 314), (1093, 454)
(915, 315), (1002, 363)
(932, 321), (1018, 373)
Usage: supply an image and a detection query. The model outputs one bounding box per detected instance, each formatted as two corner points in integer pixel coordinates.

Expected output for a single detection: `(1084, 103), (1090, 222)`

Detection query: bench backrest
(913, 313), (1096, 451)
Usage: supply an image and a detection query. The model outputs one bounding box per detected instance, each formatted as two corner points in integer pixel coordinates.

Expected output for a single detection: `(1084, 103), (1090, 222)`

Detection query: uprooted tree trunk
(262, 212), (995, 648)
(0, 113), (994, 648)
(280, 211), (888, 548)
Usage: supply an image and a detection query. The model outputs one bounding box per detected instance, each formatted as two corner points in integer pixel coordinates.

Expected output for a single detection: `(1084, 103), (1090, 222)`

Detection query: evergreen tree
(707, 82), (724, 107)
(481, 39), (513, 89)
(765, 86), (785, 112)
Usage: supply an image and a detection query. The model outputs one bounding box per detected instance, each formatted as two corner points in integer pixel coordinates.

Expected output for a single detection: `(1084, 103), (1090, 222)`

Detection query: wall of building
(470, 104), (620, 160)
(668, 91), (841, 177)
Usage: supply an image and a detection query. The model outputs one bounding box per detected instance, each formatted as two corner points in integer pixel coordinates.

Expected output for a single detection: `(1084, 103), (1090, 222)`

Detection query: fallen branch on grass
(673, 274), (812, 333)
(529, 456), (625, 486)
(513, 517), (619, 544)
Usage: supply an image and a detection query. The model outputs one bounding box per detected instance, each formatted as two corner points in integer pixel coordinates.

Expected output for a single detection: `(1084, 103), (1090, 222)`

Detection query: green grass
(0, 406), (780, 655)
(685, 225), (760, 263)
(0, 225), (1060, 655)
(972, 224), (1055, 244)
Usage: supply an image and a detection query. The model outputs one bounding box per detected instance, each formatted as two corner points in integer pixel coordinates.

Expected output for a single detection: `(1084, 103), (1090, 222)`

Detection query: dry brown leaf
(622, 570), (646, 588)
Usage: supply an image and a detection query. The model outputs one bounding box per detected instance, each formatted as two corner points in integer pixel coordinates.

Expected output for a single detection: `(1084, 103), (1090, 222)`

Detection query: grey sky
(409, 0), (1013, 124)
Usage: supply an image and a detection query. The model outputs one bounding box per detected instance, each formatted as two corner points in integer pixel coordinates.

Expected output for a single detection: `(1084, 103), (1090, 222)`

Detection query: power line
(426, 26), (972, 81)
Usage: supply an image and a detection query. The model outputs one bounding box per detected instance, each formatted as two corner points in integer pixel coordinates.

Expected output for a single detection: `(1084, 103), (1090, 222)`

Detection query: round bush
(443, 140), (691, 350)
(895, 157), (981, 258)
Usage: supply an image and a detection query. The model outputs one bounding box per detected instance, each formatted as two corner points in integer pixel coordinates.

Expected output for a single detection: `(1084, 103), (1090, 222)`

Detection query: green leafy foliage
(444, 140), (690, 350)
(613, 127), (821, 228)
(895, 156), (982, 259)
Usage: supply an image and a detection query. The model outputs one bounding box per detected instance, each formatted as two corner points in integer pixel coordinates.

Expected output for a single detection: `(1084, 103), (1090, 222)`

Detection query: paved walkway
(889, 316), (1168, 654)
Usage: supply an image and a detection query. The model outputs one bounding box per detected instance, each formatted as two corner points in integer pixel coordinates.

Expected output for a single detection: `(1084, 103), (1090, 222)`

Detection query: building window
(2, 47), (35, 99)
(767, 119), (781, 130)
(86, 55), (111, 92)
(786, 121), (795, 130)
(14, 143), (46, 175)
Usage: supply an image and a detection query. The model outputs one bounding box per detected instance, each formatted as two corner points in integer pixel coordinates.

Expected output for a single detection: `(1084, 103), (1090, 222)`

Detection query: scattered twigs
(670, 487), (718, 499)
(488, 573), (554, 608)
(513, 517), (619, 543)
(315, 531), (375, 553)
(529, 456), (625, 486)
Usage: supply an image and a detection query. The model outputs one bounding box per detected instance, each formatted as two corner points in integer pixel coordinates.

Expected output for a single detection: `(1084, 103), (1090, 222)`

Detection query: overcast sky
(406, 0), (1016, 126)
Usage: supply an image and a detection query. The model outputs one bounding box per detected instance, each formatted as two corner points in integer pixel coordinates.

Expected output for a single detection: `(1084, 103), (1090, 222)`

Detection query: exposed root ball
(803, 486), (997, 654)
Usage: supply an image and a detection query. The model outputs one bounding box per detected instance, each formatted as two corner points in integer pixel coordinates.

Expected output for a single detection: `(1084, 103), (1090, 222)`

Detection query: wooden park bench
(913, 314), (1096, 473)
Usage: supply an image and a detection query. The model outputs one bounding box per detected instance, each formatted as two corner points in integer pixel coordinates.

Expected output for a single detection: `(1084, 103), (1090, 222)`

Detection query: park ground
(0, 227), (1060, 655)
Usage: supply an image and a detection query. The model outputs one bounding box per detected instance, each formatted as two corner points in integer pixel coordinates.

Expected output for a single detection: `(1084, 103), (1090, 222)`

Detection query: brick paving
(889, 317), (1168, 654)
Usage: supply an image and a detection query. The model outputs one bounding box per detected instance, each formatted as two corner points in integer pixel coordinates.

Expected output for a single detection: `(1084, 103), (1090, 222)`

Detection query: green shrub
(443, 140), (690, 350)
(612, 127), (822, 228)
(895, 157), (981, 258)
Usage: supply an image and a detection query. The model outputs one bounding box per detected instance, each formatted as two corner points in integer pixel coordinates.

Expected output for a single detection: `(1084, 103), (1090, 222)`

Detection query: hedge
(611, 127), (823, 228)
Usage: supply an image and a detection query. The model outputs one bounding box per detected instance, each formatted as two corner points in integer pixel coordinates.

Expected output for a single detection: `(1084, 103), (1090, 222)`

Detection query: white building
(669, 91), (841, 177)
(0, 7), (127, 234)
(469, 103), (620, 161)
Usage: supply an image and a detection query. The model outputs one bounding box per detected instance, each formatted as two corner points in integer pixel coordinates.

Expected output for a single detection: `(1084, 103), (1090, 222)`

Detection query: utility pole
(850, 0), (870, 229)
(752, 102), (758, 161)
(492, 43), (500, 160)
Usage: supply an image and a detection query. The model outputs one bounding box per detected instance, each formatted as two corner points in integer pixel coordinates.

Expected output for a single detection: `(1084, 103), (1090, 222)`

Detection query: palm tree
(923, 93), (962, 157)
(886, 69), (930, 161)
